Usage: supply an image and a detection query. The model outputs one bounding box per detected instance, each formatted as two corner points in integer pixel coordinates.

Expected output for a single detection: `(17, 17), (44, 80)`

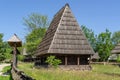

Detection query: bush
(46, 56), (61, 68)
(18, 55), (25, 61)
(117, 56), (120, 62)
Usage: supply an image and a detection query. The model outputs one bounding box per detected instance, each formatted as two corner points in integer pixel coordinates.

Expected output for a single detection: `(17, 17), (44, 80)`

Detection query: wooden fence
(91, 62), (120, 66)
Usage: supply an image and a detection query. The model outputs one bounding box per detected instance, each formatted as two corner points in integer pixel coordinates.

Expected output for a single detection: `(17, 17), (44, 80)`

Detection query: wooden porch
(34, 54), (91, 70)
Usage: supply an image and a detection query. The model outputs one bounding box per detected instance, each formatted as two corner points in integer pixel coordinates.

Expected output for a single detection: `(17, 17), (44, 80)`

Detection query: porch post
(65, 56), (67, 65)
(77, 56), (80, 65)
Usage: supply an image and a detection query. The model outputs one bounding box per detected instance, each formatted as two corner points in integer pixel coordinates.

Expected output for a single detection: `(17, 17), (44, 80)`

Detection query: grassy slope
(18, 62), (120, 80)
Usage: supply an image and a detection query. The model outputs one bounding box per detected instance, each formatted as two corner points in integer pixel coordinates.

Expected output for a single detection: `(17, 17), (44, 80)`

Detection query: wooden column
(89, 55), (91, 65)
(13, 43), (17, 67)
(65, 56), (67, 65)
(41, 58), (43, 64)
(77, 56), (80, 65)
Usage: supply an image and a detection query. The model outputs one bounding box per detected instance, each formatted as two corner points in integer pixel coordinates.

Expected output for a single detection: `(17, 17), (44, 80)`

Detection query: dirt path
(0, 64), (10, 75)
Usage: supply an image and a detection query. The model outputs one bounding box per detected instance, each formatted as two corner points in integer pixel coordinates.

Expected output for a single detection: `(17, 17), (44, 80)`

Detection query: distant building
(110, 43), (120, 61)
(91, 52), (100, 62)
(22, 48), (35, 62)
(108, 54), (118, 62)
(22, 48), (28, 56)
(34, 4), (94, 70)
(111, 43), (120, 54)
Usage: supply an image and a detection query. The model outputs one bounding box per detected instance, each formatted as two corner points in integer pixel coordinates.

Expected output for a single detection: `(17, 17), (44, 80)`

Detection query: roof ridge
(65, 3), (70, 7)
(53, 4), (66, 18)
(35, 4), (67, 56)
(48, 3), (67, 53)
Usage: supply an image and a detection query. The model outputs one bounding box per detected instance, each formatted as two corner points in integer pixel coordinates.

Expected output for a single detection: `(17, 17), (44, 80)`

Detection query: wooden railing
(91, 62), (120, 65)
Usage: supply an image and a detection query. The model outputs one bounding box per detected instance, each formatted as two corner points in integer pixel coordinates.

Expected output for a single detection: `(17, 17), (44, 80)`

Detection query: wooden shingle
(8, 34), (22, 47)
(35, 4), (94, 56)
(111, 43), (120, 54)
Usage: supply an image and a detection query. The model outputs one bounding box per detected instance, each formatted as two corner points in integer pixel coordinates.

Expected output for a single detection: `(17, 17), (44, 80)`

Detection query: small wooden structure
(91, 52), (100, 62)
(111, 43), (120, 54)
(108, 54), (118, 62)
(8, 34), (35, 80)
(111, 43), (120, 61)
(35, 4), (94, 70)
(8, 34), (22, 67)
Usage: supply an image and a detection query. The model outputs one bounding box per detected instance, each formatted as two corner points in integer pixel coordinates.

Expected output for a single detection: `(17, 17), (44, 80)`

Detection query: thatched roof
(91, 52), (100, 59)
(8, 34), (22, 47)
(111, 43), (120, 54)
(35, 4), (94, 56)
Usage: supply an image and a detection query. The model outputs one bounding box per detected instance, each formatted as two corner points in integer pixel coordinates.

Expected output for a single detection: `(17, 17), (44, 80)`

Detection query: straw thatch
(35, 4), (94, 56)
(8, 34), (22, 47)
(111, 43), (120, 54)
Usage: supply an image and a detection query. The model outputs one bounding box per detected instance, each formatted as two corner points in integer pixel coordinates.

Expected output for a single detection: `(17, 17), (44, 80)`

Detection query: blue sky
(0, 0), (120, 41)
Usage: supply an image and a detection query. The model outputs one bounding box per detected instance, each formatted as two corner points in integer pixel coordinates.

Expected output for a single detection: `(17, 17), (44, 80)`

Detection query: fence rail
(91, 62), (120, 66)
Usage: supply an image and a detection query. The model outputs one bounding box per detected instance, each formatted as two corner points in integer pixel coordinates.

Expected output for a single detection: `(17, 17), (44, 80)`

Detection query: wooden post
(13, 43), (17, 67)
(65, 56), (67, 65)
(77, 56), (80, 65)
(8, 34), (22, 68)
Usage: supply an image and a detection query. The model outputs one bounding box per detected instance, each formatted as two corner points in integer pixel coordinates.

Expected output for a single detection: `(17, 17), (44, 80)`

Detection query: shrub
(45, 56), (61, 68)
(18, 55), (25, 61)
(117, 56), (120, 62)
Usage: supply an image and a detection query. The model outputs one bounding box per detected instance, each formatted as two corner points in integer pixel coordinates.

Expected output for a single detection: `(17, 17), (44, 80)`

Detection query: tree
(23, 13), (49, 55)
(81, 25), (97, 51)
(23, 13), (49, 32)
(96, 29), (113, 61)
(25, 28), (46, 54)
(2, 42), (12, 60)
(0, 33), (6, 61)
(112, 31), (120, 45)
(45, 56), (61, 68)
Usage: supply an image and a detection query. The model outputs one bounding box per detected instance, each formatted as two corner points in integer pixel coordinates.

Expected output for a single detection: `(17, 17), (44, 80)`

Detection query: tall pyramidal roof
(35, 4), (94, 56)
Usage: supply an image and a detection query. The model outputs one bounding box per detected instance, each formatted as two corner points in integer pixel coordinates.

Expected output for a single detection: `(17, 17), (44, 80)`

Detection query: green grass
(1, 66), (11, 73)
(0, 76), (10, 80)
(18, 62), (120, 80)
(1, 62), (120, 80)
(92, 64), (120, 74)
(0, 65), (11, 80)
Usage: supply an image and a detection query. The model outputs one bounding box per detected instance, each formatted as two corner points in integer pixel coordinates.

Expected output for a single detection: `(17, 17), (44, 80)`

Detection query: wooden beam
(77, 56), (80, 65)
(65, 56), (67, 65)
(13, 43), (17, 67)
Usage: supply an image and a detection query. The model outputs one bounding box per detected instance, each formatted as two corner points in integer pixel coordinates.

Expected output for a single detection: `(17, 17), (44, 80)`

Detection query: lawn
(0, 76), (10, 80)
(0, 66), (11, 80)
(18, 62), (120, 80)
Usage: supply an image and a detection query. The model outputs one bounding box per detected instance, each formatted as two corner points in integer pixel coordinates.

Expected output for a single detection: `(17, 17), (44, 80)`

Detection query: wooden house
(111, 43), (120, 54)
(110, 43), (120, 61)
(35, 4), (94, 70)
